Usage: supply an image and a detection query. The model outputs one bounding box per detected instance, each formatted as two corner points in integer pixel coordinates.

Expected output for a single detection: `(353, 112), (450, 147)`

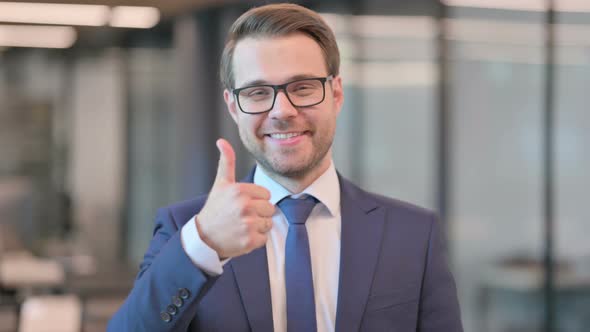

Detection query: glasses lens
(286, 79), (324, 107)
(237, 86), (275, 113)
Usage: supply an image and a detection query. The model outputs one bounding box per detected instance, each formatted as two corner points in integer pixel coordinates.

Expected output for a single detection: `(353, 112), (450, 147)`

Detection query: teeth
(269, 132), (303, 139)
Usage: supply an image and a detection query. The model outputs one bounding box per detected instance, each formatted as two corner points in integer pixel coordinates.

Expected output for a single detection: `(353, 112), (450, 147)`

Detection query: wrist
(194, 215), (226, 260)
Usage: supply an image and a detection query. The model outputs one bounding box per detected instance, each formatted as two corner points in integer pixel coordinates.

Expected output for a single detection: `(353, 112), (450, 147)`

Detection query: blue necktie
(278, 196), (318, 332)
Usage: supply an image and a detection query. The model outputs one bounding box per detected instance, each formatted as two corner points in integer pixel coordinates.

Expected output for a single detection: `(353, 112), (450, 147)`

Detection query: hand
(195, 138), (275, 259)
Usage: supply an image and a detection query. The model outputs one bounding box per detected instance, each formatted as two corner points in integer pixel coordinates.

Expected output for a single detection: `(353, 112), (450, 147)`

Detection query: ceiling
(6, 0), (241, 18)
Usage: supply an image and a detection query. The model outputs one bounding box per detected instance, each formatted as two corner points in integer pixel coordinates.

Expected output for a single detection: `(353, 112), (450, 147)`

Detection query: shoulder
(339, 174), (436, 225)
(166, 194), (209, 212)
(156, 194), (209, 228)
(368, 191), (435, 219)
(368, 190), (438, 234)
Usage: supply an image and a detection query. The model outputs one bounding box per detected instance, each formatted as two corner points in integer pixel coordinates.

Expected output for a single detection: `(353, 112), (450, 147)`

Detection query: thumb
(214, 138), (236, 185)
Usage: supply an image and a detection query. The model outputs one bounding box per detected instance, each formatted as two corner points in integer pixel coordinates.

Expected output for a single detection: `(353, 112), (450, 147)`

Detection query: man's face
(224, 33), (344, 179)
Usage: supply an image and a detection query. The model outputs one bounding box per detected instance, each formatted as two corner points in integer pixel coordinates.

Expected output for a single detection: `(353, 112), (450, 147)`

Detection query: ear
(224, 89), (239, 124)
(331, 75), (344, 115)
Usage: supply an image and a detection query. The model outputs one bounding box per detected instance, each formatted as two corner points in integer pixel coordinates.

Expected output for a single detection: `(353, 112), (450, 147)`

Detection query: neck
(260, 156), (332, 194)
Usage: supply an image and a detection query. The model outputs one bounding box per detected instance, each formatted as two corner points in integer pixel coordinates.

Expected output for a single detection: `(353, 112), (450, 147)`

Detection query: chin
(260, 152), (329, 180)
(263, 160), (312, 178)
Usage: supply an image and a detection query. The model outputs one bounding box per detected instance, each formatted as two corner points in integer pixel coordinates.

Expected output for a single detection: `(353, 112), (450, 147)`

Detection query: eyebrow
(237, 73), (326, 89)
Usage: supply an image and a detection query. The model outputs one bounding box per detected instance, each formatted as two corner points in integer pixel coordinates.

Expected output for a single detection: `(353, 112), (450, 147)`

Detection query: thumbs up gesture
(195, 139), (275, 259)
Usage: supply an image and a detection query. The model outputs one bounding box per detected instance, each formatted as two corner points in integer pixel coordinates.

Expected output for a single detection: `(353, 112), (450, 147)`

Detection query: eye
(292, 83), (314, 91)
(247, 88), (270, 97)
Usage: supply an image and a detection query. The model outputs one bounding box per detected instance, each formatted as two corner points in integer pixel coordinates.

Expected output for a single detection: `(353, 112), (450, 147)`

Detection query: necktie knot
(277, 196), (318, 225)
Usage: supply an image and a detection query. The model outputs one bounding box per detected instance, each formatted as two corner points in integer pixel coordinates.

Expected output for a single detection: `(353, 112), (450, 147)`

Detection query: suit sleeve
(107, 207), (218, 332)
(417, 213), (464, 332)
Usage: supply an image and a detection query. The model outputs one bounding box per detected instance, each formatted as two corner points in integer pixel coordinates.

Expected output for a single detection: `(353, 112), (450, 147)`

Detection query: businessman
(109, 3), (463, 331)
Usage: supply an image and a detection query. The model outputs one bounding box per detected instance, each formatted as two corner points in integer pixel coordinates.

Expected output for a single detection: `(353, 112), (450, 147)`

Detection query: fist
(195, 138), (275, 259)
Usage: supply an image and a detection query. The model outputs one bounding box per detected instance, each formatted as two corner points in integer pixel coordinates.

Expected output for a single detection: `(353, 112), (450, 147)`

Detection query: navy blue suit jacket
(108, 170), (463, 331)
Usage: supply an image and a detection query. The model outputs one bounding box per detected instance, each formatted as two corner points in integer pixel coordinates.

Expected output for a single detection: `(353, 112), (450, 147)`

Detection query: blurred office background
(1, 0), (589, 331)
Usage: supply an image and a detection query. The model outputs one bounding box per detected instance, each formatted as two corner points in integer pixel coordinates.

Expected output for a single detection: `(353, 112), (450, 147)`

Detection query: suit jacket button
(167, 305), (178, 316)
(172, 295), (184, 307)
(160, 312), (172, 322)
(178, 288), (191, 299)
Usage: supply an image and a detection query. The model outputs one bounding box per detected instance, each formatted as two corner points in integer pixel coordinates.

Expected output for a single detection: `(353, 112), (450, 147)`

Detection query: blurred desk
(478, 258), (590, 332)
(0, 252), (65, 290)
(18, 295), (81, 332)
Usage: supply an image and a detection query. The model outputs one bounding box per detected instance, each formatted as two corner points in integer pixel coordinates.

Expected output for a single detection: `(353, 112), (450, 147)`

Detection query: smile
(266, 132), (306, 140)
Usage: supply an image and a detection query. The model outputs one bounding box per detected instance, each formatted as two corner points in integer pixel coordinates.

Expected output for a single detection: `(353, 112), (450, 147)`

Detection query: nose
(269, 90), (298, 120)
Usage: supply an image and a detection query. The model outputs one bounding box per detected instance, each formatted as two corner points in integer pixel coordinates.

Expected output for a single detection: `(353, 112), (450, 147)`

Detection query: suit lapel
(230, 167), (274, 331)
(335, 175), (385, 332)
(231, 246), (274, 331)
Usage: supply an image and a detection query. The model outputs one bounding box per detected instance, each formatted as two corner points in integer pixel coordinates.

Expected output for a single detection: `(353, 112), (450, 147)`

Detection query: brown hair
(220, 3), (340, 89)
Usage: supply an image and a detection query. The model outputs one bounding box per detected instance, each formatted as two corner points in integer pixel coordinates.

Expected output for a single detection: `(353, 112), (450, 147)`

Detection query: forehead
(232, 33), (328, 87)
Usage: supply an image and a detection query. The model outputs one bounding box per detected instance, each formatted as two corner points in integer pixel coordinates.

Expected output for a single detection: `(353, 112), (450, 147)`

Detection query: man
(109, 3), (462, 331)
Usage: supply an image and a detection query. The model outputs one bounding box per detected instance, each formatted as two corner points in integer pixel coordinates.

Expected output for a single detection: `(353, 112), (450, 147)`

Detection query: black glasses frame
(232, 75), (334, 114)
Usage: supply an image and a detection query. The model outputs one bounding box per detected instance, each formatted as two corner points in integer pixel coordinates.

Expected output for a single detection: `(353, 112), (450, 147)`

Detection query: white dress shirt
(181, 161), (342, 332)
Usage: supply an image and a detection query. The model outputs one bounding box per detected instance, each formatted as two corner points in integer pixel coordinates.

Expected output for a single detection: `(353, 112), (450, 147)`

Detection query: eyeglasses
(232, 75), (334, 114)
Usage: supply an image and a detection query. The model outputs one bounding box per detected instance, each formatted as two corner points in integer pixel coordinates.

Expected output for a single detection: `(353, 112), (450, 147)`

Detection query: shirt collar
(253, 161), (340, 217)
